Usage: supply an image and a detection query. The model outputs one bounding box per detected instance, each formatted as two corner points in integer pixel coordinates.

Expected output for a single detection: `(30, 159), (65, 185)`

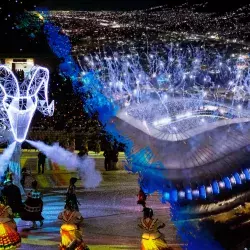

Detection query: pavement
(9, 151), (184, 249)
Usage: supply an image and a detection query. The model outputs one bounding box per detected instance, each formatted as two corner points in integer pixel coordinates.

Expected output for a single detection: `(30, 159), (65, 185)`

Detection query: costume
(137, 189), (147, 207)
(20, 189), (44, 222)
(2, 182), (23, 216)
(20, 169), (33, 188)
(65, 185), (79, 211)
(0, 204), (21, 249)
(138, 218), (168, 250)
(58, 209), (88, 250)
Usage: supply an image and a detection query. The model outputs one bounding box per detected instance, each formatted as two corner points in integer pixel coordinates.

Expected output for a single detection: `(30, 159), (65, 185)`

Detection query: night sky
(38, 0), (248, 11)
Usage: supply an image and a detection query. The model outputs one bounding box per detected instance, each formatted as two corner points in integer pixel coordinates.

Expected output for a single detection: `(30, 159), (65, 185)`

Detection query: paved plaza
(12, 151), (183, 249)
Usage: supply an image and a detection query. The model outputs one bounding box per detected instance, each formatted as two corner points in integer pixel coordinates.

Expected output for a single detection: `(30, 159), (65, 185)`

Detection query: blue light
(163, 192), (170, 201)
(192, 189), (199, 199)
(185, 187), (192, 200)
(170, 189), (178, 202)
(243, 169), (250, 180)
(223, 177), (232, 189)
(230, 176), (236, 185)
(178, 191), (185, 199)
(212, 180), (220, 194)
(233, 173), (241, 185)
(240, 172), (246, 181)
(199, 185), (206, 199)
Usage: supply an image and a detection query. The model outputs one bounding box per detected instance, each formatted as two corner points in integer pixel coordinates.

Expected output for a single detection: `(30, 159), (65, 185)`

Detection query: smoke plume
(27, 140), (102, 188)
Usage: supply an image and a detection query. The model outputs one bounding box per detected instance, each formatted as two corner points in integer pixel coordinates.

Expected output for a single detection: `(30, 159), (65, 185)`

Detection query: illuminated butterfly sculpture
(0, 65), (54, 143)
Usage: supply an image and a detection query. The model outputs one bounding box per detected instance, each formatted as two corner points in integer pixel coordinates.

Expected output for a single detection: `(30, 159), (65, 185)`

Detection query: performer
(0, 197), (21, 249)
(137, 188), (147, 209)
(20, 180), (44, 229)
(58, 201), (89, 250)
(20, 167), (34, 189)
(138, 207), (169, 250)
(65, 178), (80, 211)
(2, 177), (23, 217)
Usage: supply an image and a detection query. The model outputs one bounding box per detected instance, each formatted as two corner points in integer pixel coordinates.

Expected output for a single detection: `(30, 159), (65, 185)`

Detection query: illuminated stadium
(80, 44), (250, 213)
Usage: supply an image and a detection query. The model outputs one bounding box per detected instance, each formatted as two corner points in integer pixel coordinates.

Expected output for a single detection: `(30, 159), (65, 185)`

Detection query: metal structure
(0, 65), (54, 187)
(0, 65), (54, 143)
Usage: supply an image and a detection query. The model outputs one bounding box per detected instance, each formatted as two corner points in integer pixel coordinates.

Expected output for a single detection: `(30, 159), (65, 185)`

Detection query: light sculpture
(0, 65), (54, 143)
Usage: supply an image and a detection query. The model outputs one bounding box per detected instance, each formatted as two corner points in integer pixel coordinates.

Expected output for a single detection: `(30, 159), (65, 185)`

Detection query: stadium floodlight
(0, 65), (54, 143)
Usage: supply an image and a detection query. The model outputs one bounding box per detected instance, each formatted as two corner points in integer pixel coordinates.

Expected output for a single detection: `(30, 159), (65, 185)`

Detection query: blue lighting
(163, 192), (170, 201)
(178, 191), (185, 199)
(233, 173), (242, 185)
(185, 187), (192, 200)
(170, 189), (178, 202)
(199, 185), (206, 199)
(243, 169), (250, 180)
(223, 177), (232, 189)
(192, 189), (199, 199)
(212, 180), (220, 194)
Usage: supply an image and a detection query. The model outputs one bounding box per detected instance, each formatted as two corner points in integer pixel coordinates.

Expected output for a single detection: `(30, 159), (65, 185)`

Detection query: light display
(44, 21), (250, 205)
(0, 65), (54, 143)
(78, 46), (250, 199)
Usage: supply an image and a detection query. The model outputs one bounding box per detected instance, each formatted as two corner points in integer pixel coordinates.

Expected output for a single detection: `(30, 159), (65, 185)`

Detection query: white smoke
(26, 140), (102, 188)
(0, 141), (17, 177)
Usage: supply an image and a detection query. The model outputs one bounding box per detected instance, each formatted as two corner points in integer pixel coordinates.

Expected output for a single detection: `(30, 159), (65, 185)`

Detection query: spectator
(78, 147), (88, 157)
(111, 146), (119, 170)
(103, 147), (112, 171)
(38, 151), (46, 174)
(95, 141), (101, 154)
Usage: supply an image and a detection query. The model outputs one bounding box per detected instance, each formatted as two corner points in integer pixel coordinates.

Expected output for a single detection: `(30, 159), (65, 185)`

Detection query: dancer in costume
(138, 207), (170, 250)
(137, 188), (147, 209)
(2, 177), (23, 218)
(20, 180), (44, 229)
(58, 200), (89, 250)
(20, 167), (34, 189)
(65, 178), (80, 211)
(0, 197), (21, 249)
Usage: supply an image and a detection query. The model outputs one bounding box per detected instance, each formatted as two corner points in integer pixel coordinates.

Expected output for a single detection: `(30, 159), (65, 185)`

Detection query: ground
(12, 151), (183, 249)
